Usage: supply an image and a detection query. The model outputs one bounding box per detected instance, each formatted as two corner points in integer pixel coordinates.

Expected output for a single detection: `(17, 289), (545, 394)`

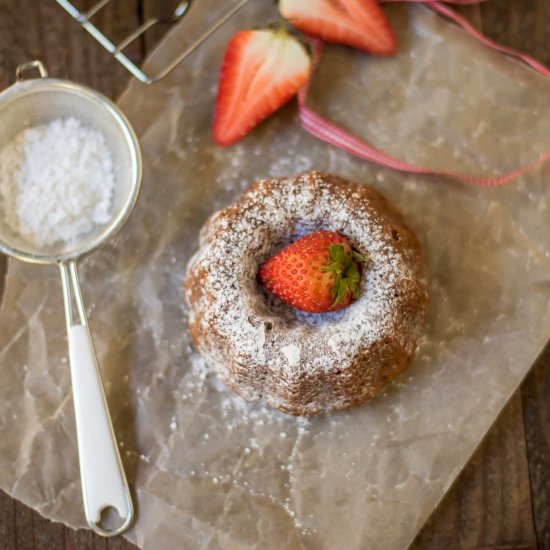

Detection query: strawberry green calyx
(321, 244), (366, 308)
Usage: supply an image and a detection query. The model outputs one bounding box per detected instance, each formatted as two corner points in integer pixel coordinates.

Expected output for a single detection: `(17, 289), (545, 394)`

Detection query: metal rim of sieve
(0, 65), (142, 265)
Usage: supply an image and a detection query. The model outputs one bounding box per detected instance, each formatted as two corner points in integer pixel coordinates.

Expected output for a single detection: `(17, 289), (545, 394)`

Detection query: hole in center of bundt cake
(255, 279), (351, 327)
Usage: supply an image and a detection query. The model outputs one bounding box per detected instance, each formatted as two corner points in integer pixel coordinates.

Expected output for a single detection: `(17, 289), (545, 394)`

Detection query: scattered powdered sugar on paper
(0, 117), (114, 247)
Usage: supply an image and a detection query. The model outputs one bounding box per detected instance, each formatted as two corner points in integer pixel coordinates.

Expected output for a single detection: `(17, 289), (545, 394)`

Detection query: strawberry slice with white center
(279, 0), (396, 56)
(213, 29), (311, 147)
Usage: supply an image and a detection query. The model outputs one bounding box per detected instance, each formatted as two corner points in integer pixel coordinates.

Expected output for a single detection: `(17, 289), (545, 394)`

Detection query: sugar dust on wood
(0, 117), (115, 247)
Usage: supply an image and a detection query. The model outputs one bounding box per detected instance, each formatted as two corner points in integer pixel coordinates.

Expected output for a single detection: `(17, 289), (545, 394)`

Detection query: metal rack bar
(55, 0), (251, 84)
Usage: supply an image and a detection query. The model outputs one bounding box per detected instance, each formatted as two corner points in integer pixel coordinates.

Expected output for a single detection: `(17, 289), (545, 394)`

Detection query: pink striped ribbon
(297, 1), (550, 186)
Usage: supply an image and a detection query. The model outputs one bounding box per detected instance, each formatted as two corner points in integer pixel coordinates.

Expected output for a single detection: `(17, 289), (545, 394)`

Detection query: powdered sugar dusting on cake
(184, 172), (428, 415)
(281, 344), (301, 367)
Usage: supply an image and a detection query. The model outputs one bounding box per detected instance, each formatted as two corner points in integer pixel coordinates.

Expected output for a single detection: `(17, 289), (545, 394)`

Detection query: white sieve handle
(60, 261), (133, 537)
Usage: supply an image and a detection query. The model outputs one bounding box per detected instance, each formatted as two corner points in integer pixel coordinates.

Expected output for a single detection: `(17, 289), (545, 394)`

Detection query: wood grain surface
(0, 1), (548, 549)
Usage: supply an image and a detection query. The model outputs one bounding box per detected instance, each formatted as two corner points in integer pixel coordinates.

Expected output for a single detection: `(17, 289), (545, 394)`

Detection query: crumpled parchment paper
(1, 2), (549, 549)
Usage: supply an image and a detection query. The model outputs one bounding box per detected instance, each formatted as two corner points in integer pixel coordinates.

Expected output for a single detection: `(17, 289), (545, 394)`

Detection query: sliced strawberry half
(213, 28), (311, 147)
(279, 0), (396, 56)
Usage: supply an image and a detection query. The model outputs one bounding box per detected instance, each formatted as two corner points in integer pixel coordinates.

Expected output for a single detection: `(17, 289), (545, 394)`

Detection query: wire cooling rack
(55, 0), (251, 84)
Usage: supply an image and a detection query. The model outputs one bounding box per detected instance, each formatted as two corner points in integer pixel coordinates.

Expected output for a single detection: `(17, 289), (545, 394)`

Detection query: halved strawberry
(279, 0), (396, 56)
(213, 28), (311, 147)
(259, 230), (366, 314)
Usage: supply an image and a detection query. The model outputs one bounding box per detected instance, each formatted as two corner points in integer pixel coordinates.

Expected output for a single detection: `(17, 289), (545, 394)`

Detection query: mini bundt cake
(184, 171), (429, 415)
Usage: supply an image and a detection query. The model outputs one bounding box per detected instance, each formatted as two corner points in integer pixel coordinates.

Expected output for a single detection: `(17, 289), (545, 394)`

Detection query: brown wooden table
(0, 1), (548, 548)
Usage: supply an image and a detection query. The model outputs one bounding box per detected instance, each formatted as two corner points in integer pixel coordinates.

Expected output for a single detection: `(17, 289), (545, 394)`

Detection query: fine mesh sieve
(0, 62), (140, 262)
(0, 61), (141, 537)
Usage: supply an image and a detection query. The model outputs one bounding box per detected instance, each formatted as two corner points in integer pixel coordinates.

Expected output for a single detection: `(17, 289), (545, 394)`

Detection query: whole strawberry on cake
(258, 230), (366, 314)
(184, 172), (428, 415)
